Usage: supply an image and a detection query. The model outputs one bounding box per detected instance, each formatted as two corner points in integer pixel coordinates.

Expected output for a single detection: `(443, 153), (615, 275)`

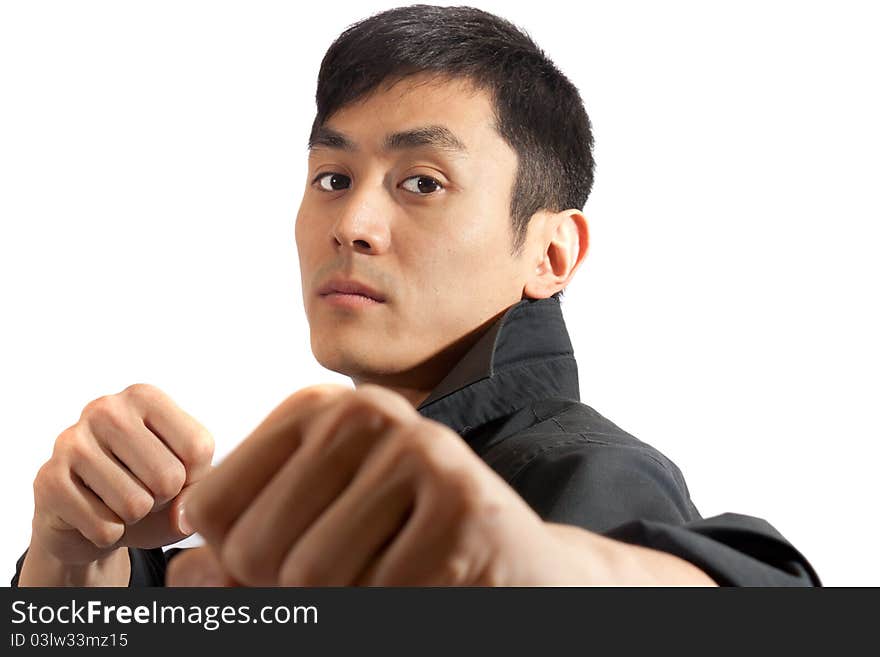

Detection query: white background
(1, 0), (877, 586)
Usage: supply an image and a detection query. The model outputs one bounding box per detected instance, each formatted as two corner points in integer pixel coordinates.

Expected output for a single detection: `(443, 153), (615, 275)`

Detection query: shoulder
(474, 399), (702, 531)
(478, 398), (686, 487)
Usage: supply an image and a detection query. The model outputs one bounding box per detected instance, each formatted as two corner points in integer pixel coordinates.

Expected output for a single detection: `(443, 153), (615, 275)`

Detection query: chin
(313, 346), (377, 376)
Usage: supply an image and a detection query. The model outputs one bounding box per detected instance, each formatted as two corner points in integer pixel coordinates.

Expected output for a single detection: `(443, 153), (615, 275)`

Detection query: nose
(331, 183), (391, 254)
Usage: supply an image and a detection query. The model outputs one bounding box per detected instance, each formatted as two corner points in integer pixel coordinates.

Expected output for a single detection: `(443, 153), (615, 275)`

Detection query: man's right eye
(313, 172), (351, 192)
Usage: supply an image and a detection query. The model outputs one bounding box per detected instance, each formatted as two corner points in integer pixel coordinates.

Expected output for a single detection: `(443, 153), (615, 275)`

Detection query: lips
(317, 277), (386, 302)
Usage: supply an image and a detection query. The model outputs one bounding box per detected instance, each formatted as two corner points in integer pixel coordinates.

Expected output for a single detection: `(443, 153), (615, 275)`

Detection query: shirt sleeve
(602, 512), (821, 586)
(10, 546), (185, 587)
(506, 438), (822, 586)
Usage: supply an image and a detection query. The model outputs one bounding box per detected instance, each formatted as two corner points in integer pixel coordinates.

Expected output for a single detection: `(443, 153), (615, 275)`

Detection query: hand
(29, 383), (215, 566)
(167, 383), (566, 586)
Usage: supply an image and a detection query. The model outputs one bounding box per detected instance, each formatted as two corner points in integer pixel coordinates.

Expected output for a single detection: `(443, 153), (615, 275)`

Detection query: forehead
(309, 74), (501, 159)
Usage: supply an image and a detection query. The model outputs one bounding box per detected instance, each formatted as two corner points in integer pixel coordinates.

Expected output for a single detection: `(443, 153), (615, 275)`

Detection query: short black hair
(309, 4), (596, 300)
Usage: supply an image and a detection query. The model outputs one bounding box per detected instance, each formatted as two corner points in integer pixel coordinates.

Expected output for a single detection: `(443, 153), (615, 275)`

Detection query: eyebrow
(308, 124), (468, 156)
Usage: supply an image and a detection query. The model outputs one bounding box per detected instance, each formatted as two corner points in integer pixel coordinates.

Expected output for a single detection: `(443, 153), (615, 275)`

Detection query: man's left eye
(400, 175), (444, 195)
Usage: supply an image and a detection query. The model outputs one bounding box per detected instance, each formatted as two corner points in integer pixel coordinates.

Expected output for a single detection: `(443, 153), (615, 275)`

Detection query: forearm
(17, 540), (131, 587)
(545, 522), (719, 586)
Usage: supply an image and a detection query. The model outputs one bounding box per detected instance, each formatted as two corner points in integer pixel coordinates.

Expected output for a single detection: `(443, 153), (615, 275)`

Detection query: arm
(12, 545), (174, 587)
(506, 439), (821, 586)
(16, 383), (213, 587)
(17, 543), (130, 587)
(545, 522), (718, 585)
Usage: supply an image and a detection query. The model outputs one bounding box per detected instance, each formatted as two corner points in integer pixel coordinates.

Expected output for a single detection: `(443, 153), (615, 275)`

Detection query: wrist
(18, 539), (131, 587)
(620, 540), (719, 586)
(544, 522), (718, 586)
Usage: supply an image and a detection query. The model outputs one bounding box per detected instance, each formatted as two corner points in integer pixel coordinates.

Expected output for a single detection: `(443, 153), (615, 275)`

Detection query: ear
(522, 209), (589, 299)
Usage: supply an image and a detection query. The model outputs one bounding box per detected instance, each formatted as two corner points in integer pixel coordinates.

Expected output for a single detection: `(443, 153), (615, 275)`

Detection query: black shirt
(11, 296), (821, 586)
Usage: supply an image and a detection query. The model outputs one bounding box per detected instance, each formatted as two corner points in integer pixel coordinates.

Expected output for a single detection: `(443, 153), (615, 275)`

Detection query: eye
(311, 172), (445, 195)
(313, 172), (351, 192)
(400, 175), (444, 195)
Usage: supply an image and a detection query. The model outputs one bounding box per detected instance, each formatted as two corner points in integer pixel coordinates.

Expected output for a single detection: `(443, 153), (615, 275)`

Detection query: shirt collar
(416, 296), (580, 436)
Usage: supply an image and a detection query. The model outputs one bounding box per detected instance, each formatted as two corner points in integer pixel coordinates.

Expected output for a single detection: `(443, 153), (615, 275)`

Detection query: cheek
(417, 216), (504, 287)
(295, 211), (321, 261)
(294, 213), (305, 249)
(451, 218), (508, 271)
(295, 205), (313, 239)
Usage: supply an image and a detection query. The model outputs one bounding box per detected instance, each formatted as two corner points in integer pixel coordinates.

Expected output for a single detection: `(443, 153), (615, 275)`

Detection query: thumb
(166, 545), (239, 587)
(120, 485), (197, 549)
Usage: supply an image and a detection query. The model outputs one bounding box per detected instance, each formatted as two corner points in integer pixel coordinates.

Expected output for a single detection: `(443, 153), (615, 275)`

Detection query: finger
(70, 439), (155, 524)
(355, 483), (494, 586)
(184, 385), (349, 544)
(165, 545), (238, 587)
(53, 472), (126, 551)
(277, 432), (416, 586)
(88, 411), (186, 507)
(120, 484), (196, 550)
(123, 384), (215, 483)
(220, 405), (390, 585)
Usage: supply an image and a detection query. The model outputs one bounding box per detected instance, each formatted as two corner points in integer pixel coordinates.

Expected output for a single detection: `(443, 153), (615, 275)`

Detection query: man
(12, 5), (820, 586)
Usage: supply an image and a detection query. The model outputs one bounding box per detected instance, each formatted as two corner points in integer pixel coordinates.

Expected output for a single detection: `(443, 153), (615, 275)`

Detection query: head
(295, 4), (593, 406)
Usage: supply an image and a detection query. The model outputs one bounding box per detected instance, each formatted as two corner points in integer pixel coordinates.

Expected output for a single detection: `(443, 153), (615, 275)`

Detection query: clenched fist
(19, 383), (214, 585)
(167, 383), (567, 587)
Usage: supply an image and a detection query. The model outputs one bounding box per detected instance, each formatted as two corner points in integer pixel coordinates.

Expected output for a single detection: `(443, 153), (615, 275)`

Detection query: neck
(349, 309), (506, 409)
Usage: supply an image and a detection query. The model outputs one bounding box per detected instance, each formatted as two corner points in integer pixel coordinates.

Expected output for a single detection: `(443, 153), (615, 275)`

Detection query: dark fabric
(11, 296), (821, 586)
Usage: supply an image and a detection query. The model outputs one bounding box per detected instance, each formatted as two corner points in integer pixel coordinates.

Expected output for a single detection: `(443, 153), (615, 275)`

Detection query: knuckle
(425, 469), (482, 529)
(64, 435), (92, 465)
(448, 474), (486, 518)
(89, 521), (124, 549)
(303, 401), (366, 450)
(382, 426), (424, 468)
(118, 490), (154, 524)
(298, 383), (350, 402)
(350, 386), (387, 411)
(32, 463), (46, 494)
(33, 461), (60, 501)
(285, 385), (350, 414)
(122, 382), (161, 403)
(429, 506), (488, 586)
(390, 423), (432, 470)
(371, 432), (411, 475)
(340, 405), (388, 441)
(354, 384), (418, 417)
(339, 397), (382, 423)
(149, 461), (186, 502)
(407, 424), (451, 475)
(422, 454), (488, 522)
(260, 386), (348, 434)
(181, 432), (215, 469)
(55, 422), (78, 442)
(50, 432), (71, 462)
(83, 395), (129, 432)
(82, 394), (115, 418)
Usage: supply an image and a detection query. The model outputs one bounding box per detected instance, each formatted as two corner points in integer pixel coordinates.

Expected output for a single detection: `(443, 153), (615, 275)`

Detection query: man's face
(295, 74), (537, 402)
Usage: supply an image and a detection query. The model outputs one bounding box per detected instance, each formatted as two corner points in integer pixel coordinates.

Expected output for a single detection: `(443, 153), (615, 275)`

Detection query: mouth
(319, 291), (385, 308)
(317, 278), (387, 303)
